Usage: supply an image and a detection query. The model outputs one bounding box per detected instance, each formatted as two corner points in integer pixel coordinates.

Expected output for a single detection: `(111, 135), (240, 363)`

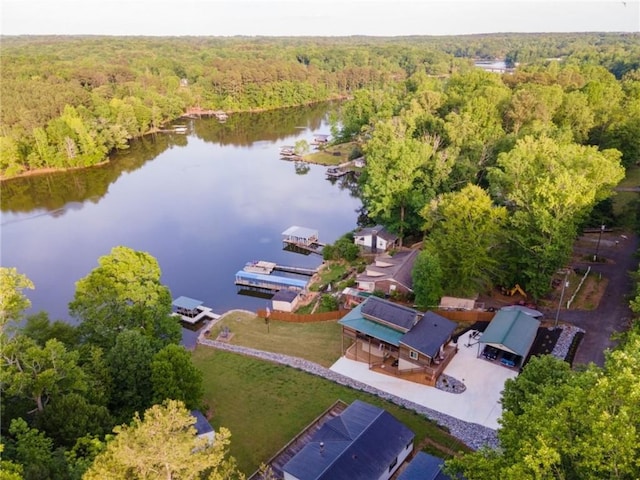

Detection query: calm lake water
(1, 103), (362, 343)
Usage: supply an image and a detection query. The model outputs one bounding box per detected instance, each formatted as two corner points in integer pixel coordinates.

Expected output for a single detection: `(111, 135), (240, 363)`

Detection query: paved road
(549, 232), (639, 367)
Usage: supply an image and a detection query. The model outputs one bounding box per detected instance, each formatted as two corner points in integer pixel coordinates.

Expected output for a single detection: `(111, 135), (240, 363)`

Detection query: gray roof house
(356, 249), (419, 295)
(338, 297), (458, 385)
(354, 225), (399, 252)
(282, 400), (415, 480)
(190, 410), (215, 445)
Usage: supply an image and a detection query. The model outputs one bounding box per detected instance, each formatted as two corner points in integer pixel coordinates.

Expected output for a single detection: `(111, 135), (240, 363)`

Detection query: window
(409, 350), (418, 360)
(388, 456), (398, 472)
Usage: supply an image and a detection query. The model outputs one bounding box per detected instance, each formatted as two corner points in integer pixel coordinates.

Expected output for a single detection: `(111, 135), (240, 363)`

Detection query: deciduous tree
(69, 246), (180, 350)
(0, 267), (34, 332)
(84, 400), (244, 480)
(411, 249), (444, 309)
(421, 184), (507, 296)
(1, 336), (86, 413)
(151, 344), (204, 409)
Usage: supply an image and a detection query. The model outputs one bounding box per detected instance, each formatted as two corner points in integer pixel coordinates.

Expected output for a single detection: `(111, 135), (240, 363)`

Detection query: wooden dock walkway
(243, 261), (317, 276)
(273, 264), (317, 276)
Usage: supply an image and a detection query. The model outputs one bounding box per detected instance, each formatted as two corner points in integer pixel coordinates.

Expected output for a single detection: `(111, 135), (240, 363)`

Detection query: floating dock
(235, 270), (308, 292)
(244, 260), (316, 276)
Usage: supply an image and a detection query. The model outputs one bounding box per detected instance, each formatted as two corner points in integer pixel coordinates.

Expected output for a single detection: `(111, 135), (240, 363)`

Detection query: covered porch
(342, 330), (457, 387)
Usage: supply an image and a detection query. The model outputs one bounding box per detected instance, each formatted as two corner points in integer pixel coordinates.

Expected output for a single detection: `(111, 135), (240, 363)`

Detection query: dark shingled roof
(399, 311), (457, 359)
(283, 400), (414, 480)
(272, 289), (298, 302)
(361, 296), (421, 332)
(356, 225), (398, 242)
(398, 452), (455, 480)
(190, 410), (214, 436)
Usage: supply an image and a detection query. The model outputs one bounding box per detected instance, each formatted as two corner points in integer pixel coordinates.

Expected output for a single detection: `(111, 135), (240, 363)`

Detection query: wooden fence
(433, 309), (495, 323)
(256, 309), (348, 323)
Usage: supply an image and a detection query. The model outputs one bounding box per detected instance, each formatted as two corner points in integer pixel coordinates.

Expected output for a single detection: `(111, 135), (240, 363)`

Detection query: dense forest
(1, 33), (639, 178)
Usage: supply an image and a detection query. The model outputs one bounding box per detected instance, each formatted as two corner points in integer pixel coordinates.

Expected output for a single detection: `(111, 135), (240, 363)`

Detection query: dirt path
(550, 232), (639, 367)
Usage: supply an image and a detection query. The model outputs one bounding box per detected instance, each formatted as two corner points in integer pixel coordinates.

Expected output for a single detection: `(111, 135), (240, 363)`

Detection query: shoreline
(1, 96), (350, 183)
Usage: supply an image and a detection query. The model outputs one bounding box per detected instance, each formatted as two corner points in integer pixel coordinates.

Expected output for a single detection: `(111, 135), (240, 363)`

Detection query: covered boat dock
(235, 270), (308, 293)
(171, 296), (219, 325)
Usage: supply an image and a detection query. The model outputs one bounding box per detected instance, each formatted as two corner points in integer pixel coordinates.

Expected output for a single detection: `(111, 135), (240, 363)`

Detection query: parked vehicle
(501, 352), (518, 367)
(482, 346), (499, 360)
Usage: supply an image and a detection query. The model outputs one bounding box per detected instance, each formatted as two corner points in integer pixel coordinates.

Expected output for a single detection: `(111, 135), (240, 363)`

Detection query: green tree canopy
(0, 267), (34, 332)
(69, 246), (180, 350)
(421, 184), (507, 296)
(411, 249), (444, 309)
(1, 336), (86, 413)
(151, 344), (204, 409)
(488, 136), (624, 297)
(106, 330), (155, 423)
(84, 399), (244, 480)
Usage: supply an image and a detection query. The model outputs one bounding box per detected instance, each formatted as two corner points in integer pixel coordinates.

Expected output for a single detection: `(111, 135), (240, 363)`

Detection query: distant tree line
(2, 33), (638, 178)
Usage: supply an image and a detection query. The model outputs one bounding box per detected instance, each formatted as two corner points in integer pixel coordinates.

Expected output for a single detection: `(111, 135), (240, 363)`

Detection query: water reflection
(1, 103), (362, 344)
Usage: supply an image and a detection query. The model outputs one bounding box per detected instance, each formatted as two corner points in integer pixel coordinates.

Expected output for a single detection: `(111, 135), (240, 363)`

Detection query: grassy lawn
(192, 347), (470, 477)
(205, 310), (342, 367)
(303, 141), (358, 165)
(309, 261), (350, 292)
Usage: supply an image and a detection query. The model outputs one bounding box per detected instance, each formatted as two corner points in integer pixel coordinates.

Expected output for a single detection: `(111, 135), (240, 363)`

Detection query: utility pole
(555, 275), (569, 329)
(593, 224), (605, 262)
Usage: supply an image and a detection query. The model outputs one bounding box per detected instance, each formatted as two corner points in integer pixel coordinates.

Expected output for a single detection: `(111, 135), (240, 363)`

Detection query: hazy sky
(1, 0), (638, 36)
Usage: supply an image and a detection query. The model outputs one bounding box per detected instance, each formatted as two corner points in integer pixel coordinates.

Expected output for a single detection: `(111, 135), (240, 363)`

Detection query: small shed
(190, 410), (215, 445)
(282, 226), (319, 246)
(438, 296), (476, 311)
(272, 289), (300, 312)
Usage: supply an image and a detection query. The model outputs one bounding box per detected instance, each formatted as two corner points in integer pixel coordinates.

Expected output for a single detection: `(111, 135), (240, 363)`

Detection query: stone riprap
(551, 324), (585, 360)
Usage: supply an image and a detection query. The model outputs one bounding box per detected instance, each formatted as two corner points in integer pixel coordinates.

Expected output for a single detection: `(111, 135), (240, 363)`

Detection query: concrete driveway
(330, 334), (517, 430)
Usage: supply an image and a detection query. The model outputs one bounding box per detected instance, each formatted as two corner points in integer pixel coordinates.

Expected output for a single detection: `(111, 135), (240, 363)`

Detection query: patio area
(331, 330), (518, 430)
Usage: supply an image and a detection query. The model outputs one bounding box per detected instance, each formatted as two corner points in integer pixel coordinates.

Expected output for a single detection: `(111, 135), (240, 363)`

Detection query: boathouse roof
(282, 225), (318, 240)
(172, 296), (203, 311)
(235, 270), (308, 290)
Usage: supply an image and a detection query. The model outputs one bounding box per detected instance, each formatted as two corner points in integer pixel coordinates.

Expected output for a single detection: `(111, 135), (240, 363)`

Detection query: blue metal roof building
(235, 270), (307, 292)
(283, 400), (414, 480)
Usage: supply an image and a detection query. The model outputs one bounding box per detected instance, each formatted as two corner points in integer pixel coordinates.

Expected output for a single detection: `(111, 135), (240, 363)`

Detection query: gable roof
(339, 302), (405, 346)
(398, 452), (455, 480)
(283, 400), (414, 480)
(399, 312), (457, 359)
(173, 296), (203, 310)
(479, 308), (541, 357)
(360, 296), (420, 332)
(355, 225), (398, 242)
(357, 249), (418, 292)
